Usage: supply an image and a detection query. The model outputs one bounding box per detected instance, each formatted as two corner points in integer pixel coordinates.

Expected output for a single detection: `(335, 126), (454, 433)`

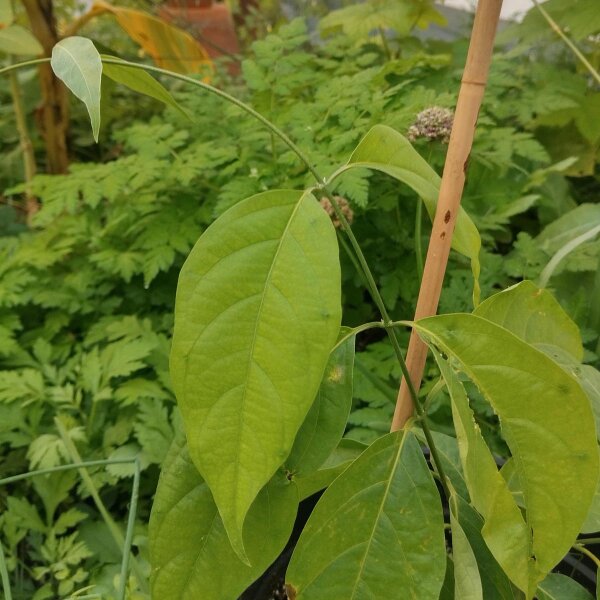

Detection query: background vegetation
(0, 0), (598, 597)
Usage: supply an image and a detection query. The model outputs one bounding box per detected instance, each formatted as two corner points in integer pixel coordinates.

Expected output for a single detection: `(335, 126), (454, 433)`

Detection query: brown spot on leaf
(285, 584), (297, 600)
(444, 210), (451, 223)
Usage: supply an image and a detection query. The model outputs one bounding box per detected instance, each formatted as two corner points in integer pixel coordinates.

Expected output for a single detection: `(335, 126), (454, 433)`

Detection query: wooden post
(22, 0), (70, 174)
(391, 0), (503, 431)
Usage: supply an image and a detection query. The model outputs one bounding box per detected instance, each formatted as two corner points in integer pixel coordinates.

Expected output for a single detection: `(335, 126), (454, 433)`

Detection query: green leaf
(474, 280), (583, 361)
(433, 350), (534, 595)
(449, 488), (483, 600)
(286, 431), (446, 599)
(286, 331), (355, 476)
(101, 57), (190, 120)
(295, 438), (366, 500)
(536, 573), (594, 600)
(452, 494), (520, 600)
(414, 428), (470, 501)
(319, 0), (445, 39)
(0, 0), (13, 26)
(528, 346), (600, 442)
(0, 25), (43, 55)
(150, 434), (298, 599)
(582, 464), (600, 533)
(439, 557), (455, 600)
(414, 314), (599, 588)
(337, 125), (481, 299)
(51, 37), (102, 142)
(170, 189), (341, 561)
(537, 204), (600, 255)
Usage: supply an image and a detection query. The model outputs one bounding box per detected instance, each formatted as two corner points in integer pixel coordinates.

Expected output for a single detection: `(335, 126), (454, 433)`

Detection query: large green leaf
(149, 434), (298, 600)
(170, 189), (341, 560)
(536, 573), (594, 600)
(0, 25), (43, 55)
(474, 280), (583, 361)
(51, 37), (102, 142)
(101, 57), (189, 119)
(449, 488), (483, 600)
(334, 125), (481, 285)
(286, 331), (355, 476)
(414, 315), (599, 583)
(285, 431), (446, 599)
(433, 351), (534, 595)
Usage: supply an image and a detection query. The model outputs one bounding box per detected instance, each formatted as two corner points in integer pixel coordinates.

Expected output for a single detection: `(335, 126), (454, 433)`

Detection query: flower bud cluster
(319, 196), (354, 229)
(407, 106), (454, 143)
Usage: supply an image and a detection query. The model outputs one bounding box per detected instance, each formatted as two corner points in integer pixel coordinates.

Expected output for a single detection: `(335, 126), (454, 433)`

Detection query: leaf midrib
(232, 192), (310, 526)
(54, 43), (97, 107)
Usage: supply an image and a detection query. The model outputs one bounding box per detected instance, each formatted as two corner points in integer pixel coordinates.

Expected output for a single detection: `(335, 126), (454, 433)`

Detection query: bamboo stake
(391, 0), (503, 431)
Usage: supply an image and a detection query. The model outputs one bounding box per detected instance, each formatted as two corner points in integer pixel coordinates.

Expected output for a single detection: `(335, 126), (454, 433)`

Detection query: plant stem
(0, 58), (49, 74)
(392, 0), (503, 431)
(378, 27), (392, 60)
(54, 418), (148, 595)
(336, 230), (365, 286)
(0, 539), (12, 600)
(118, 458), (141, 600)
(578, 536), (600, 545)
(0, 457), (142, 599)
(8, 70), (38, 221)
(573, 544), (600, 569)
(533, 0), (600, 85)
(0, 459), (134, 486)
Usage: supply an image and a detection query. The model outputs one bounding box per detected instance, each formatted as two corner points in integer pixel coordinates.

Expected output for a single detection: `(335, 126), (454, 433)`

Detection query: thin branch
(573, 544), (600, 569)
(533, 0), (600, 86)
